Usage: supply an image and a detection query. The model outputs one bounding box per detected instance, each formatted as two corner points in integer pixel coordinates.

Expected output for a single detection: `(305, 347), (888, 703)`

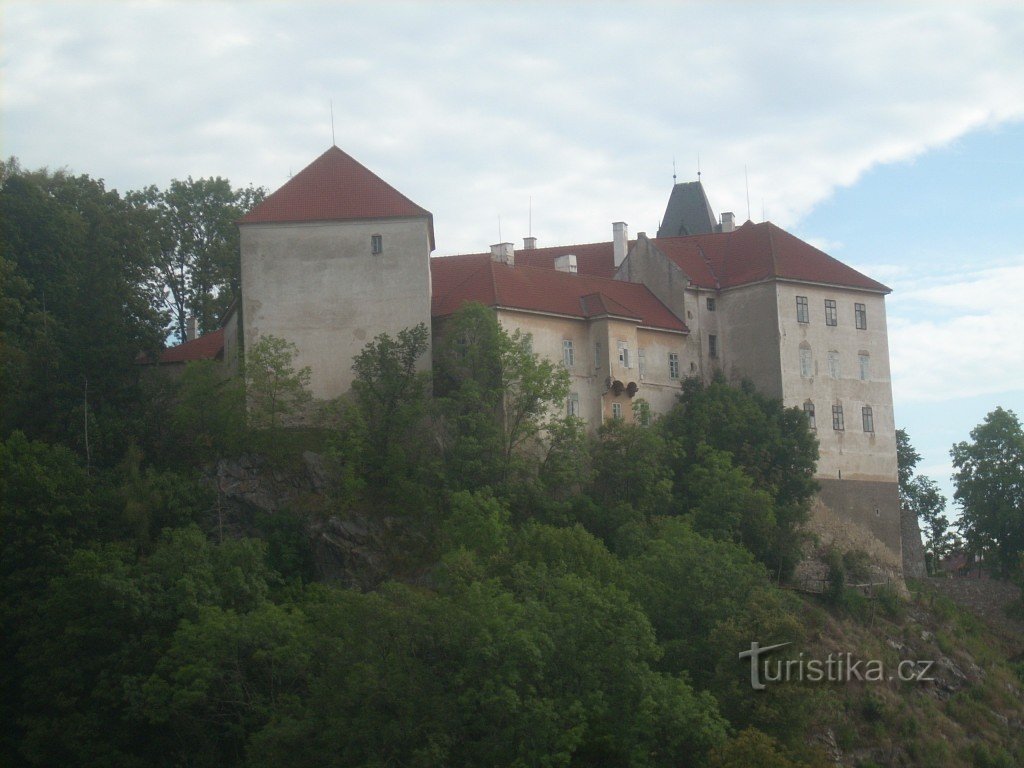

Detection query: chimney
(523, 236), (537, 250)
(554, 254), (578, 273)
(186, 315), (198, 341)
(613, 221), (629, 268)
(720, 212), (735, 233)
(490, 242), (515, 266)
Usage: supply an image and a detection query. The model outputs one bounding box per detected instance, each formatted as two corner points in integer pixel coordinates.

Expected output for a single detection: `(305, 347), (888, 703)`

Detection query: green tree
(341, 323), (433, 486)
(951, 407), (1024, 577)
(435, 303), (570, 490)
(661, 376), (818, 578)
(244, 335), (312, 431)
(129, 177), (265, 341)
(907, 474), (953, 574)
(896, 427), (921, 502)
(171, 359), (247, 463)
(1, 160), (165, 463)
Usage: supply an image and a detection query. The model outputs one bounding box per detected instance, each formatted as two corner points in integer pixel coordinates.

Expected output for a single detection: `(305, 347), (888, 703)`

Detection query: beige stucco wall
(240, 216), (433, 400)
(774, 282), (897, 482)
(493, 309), (689, 428)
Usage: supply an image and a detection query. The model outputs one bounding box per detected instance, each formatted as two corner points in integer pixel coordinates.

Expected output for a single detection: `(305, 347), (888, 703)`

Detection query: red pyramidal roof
(238, 146), (435, 248)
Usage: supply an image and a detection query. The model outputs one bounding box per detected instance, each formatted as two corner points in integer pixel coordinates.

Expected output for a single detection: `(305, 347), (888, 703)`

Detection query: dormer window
(371, 234), (383, 254)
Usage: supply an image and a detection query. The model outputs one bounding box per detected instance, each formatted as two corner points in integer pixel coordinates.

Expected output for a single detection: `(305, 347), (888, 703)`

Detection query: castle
(166, 145), (907, 578)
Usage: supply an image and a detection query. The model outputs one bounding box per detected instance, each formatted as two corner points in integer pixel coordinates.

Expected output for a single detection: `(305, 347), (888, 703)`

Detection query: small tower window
(371, 234), (383, 254)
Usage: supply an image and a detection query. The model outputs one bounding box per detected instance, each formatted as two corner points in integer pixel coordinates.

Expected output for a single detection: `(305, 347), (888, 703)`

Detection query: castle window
(562, 339), (575, 368)
(708, 334), (718, 359)
(825, 299), (838, 326)
(803, 401), (816, 430)
(796, 296), (809, 324)
(862, 406), (874, 433)
(371, 234), (383, 254)
(612, 402), (622, 420)
(832, 404), (845, 431)
(618, 340), (631, 369)
(855, 303), (867, 330)
(827, 350), (840, 379)
(799, 345), (813, 378)
(567, 392), (580, 417)
(669, 353), (680, 379)
(858, 352), (870, 381)
(706, 297), (716, 312)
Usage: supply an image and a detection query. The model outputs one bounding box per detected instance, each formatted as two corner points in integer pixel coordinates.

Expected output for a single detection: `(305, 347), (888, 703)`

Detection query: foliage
(337, 323), (435, 492)
(435, 302), (571, 491)
(128, 177), (264, 341)
(171, 359), (247, 463)
(1, 160), (165, 464)
(244, 335), (312, 432)
(661, 375), (818, 578)
(899, 428), (954, 573)
(951, 407), (1024, 577)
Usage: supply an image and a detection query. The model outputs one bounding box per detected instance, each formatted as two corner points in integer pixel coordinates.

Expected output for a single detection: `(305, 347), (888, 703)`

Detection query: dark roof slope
(430, 254), (687, 332)
(657, 180), (717, 238)
(238, 145), (435, 248)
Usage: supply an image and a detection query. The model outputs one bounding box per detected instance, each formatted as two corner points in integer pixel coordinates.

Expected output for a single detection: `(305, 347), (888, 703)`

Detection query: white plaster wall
(240, 217), (432, 400)
(774, 283), (897, 482)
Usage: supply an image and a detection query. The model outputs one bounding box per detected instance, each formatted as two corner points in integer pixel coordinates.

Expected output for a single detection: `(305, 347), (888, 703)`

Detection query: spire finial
(330, 100), (336, 146)
(697, 152), (701, 180)
(672, 156), (677, 184)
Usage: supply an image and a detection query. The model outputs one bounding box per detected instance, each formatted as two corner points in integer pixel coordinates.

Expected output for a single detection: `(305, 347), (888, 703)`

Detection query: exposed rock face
(206, 452), (387, 589)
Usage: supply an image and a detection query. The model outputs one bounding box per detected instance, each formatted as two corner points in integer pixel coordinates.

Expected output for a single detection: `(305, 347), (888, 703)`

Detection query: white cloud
(888, 261), (1024, 403)
(2, 1), (1024, 255)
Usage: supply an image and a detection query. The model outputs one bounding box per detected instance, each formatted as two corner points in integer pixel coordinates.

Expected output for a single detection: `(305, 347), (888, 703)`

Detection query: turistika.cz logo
(739, 641), (935, 690)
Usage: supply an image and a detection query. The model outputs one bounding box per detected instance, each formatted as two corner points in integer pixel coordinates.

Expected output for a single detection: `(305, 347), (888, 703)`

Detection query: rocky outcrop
(206, 452), (388, 589)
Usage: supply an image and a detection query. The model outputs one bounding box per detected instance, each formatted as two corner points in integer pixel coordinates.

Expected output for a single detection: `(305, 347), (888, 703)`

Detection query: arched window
(858, 351), (870, 381)
(799, 342), (813, 378)
(827, 350), (841, 379)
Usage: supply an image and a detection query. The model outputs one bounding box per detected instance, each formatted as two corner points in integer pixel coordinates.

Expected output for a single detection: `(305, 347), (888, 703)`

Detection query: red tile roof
(430, 254), (687, 332)
(651, 222), (890, 293)
(238, 146), (435, 249)
(155, 327), (225, 364)
(511, 240), (623, 279)
(456, 222), (888, 294)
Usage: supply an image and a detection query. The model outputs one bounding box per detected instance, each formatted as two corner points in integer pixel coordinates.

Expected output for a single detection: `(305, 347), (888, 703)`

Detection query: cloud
(3, 2), (1024, 255)
(888, 260), (1024, 404)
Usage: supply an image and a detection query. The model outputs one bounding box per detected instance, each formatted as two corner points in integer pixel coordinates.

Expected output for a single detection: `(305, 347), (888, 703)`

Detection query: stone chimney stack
(186, 315), (198, 341)
(523, 236), (537, 250)
(613, 222), (629, 268)
(490, 242), (515, 266)
(720, 212), (735, 233)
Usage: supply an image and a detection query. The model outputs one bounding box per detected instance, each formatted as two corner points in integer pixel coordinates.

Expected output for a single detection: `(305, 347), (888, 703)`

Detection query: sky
(3, 0), (1023, 511)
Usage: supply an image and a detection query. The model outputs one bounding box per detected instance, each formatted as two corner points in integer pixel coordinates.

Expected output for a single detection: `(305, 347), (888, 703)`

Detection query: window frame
(562, 339), (575, 368)
(832, 404), (845, 431)
(862, 405), (874, 433)
(567, 392), (580, 417)
(708, 334), (718, 359)
(855, 303), (867, 330)
(706, 297), (717, 312)
(617, 340), (631, 369)
(827, 350), (840, 379)
(796, 296), (809, 324)
(803, 401), (816, 430)
(824, 299), (838, 326)
(858, 352), (870, 381)
(611, 402), (622, 420)
(371, 234), (383, 255)
(669, 352), (680, 379)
